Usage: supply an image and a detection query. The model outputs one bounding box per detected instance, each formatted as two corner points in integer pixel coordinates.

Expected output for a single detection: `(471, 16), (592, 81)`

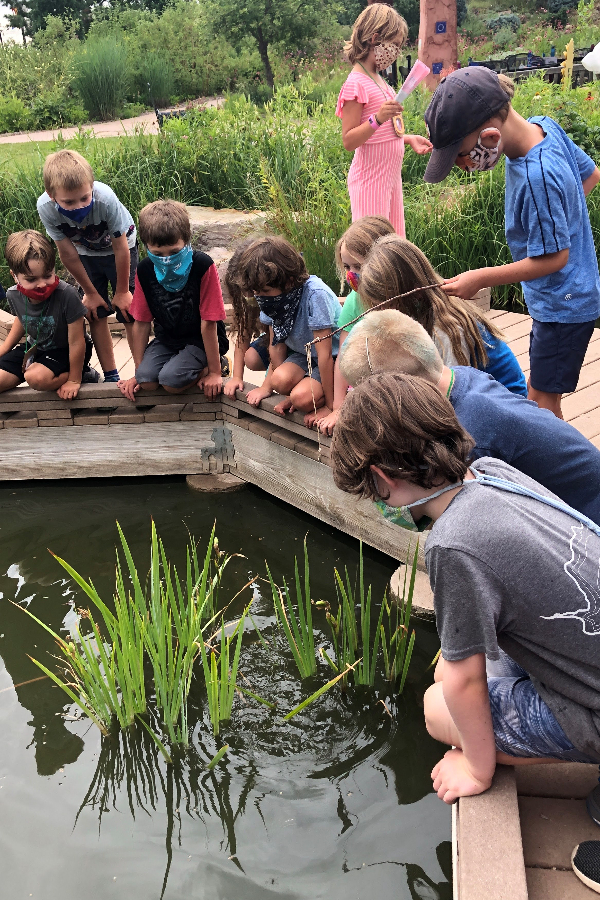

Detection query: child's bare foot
(305, 406), (331, 429)
(274, 397), (294, 416)
(317, 408), (339, 435)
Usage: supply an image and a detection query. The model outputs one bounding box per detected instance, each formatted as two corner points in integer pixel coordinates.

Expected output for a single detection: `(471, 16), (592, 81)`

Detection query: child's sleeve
(307, 285), (340, 331)
(36, 195), (67, 243)
(569, 140), (596, 182)
(63, 287), (87, 323)
(519, 163), (572, 257)
(99, 187), (133, 238)
(130, 273), (153, 322)
(335, 74), (369, 118)
(199, 264), (226, 320)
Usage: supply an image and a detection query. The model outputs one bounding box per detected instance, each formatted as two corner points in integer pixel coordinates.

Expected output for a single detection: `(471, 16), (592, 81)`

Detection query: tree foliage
(205, 0), (340, 88)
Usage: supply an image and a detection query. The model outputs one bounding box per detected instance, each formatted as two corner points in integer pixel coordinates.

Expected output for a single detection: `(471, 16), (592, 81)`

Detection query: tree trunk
(255, 26), (274, 90)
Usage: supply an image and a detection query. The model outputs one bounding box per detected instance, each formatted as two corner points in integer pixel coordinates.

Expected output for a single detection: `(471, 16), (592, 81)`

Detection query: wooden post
(418, 0), (458, 91)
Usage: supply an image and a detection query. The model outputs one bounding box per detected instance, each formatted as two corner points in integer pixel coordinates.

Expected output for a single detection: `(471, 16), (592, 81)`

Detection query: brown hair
(138, 199), (191, 246)
(335, 215), (395, 287)
(344, 3), (408, 64)
(5, 230), (56, 276)
(359, 235), (503, 367)
(331, 373), (475, 500)
(43, 149), (94, 196)
(226, 237), (263, 344)
(235, 236), (309, 295)
(496, 74), (515, 122)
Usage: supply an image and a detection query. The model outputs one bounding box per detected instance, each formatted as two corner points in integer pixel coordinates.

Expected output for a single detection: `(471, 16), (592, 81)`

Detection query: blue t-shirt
(479, 326), (527, 396)
(37, 181), (136, 257)
(504, 116), (600, 324)
(450, 365), (600, 525)
(259, 275), (342, 360)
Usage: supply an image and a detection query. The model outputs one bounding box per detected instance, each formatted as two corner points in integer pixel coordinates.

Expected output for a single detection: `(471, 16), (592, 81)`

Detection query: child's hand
(223, 376), (244, 398)
(57, 380), (81, 400)
(118, 376), (140, 401)
(304, 406), (331, 429)
(431, 748), (493, 804)
(376, 100), (404, 124)
(246, 386), (272, 407)
(442, 270), (486, 301)
(317, 408), (339, 435)
(406, 134), (433, 155)
(83, 291), (110, 320)
(112, 290), (134, 322)
(199, 371), (223, 400)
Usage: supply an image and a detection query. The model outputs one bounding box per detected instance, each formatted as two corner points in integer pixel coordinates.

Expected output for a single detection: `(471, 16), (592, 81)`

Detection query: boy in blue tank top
(423, 68), (600, 420)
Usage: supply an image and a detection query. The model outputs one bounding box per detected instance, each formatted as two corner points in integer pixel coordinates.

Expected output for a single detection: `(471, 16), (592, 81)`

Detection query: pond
(0, 477), (451, 900)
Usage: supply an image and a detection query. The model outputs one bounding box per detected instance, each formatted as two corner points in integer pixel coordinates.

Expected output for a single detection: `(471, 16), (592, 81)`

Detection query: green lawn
(0, 137), (126, 174)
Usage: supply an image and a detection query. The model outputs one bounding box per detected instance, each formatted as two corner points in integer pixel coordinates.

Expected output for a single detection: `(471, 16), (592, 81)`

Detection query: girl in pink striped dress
(336, 4), (432, 237)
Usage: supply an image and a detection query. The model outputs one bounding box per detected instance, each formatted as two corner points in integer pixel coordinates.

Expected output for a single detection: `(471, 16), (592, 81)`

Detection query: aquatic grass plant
(381, 545), (418, 693)
(200, 615), (245, 736)
(267, 540), (316, 679)
(18, 522), (232, 752)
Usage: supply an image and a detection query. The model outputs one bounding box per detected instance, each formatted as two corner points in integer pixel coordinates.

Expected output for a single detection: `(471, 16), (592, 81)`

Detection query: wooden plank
(5, 411), (37, 428)
(0, 383), (207, 406)
(566, 409), (600, 440)
(228, 422), (425, 568)
(499, 318), (532, 341)
(526, 867), (597, 900)
(0, 422), (219, 479)
(456, 766), (527, 900)
(515, 763), (598, 800)
(568, 357), (600, 394)
(519, 796), (599, 869)
(561, 382), (600, 420)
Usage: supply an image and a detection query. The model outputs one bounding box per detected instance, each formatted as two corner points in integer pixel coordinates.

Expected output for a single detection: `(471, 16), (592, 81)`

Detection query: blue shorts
(529, 318), (595, 394)
(285, 351), (337, 385)
(249, 335), (270, 369)
(487, 651), (599, 763)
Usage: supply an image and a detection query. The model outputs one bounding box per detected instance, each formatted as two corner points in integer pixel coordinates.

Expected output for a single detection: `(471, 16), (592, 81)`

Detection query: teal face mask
(374, 480), (464, 532)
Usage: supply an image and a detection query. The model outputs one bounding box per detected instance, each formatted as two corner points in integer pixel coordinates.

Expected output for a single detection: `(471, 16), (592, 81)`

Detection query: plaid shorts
(487, 651), (599, 763)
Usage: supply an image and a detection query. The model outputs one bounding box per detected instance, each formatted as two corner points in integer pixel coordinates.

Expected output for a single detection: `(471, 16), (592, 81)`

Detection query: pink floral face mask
(374, 42), (401, 70)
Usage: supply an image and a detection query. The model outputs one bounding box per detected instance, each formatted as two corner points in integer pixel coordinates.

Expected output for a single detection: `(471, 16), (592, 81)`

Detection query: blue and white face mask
(56, 197), (94, 223)
(375, 479), (464, 532)
(147, 244), (194, 292)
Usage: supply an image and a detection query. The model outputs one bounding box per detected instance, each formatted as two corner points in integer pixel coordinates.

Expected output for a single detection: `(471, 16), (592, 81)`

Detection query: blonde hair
(339, 309), (444, 386)
(359, 235), (503, 368)
(344, 3), (408, 65)
(335, 216), (395, 285)
(5, 230), (56, 276)
(43, 149), (94, 197)
(138, 199), (191, 246)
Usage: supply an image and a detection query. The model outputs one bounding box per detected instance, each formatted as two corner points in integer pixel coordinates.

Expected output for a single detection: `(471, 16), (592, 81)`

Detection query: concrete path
(0, 97), (224, 144)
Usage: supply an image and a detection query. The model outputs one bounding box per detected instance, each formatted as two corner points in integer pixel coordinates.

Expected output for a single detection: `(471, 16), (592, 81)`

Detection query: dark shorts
(79, 243), (138, 324)
(529, 318), (596, 394)
(0, 336), (93, 382)
(249, 335), (270, 369)
(135, 339), (208, 389)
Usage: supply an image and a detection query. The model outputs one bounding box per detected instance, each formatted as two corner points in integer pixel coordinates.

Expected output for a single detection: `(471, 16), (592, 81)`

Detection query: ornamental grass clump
(267, 540), (316, 679)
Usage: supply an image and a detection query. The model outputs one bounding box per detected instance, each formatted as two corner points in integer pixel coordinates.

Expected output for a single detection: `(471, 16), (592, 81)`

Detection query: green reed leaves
(267, 540), (316, 679)
(200, 615), (245, 736)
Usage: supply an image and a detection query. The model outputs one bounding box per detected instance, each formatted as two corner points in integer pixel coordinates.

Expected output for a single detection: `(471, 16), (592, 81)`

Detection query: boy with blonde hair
(337, 309), (600, 524)
(0, 230), (91, 399)
(37, 149), (137, 382)
(118, 200), (227, 401)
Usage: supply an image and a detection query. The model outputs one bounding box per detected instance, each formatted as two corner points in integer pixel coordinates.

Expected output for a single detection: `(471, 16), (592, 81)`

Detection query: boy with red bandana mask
(0, 230), (92, 399)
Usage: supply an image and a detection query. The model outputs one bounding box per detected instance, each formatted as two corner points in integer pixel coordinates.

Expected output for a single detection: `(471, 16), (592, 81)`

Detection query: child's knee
(271, 365), (299, 395)
(290, 378), (323, 412)
(244, 348), (267, 371)
(25, 365), (56, 390)
(423, 683), (448, 742)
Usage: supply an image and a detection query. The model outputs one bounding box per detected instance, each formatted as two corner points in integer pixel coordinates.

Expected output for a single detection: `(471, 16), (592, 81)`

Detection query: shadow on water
(0, 477), (451, 900)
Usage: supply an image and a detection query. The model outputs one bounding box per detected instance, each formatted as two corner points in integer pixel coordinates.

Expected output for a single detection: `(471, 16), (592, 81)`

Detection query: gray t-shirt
(37, 181), (136, 256)
(426, 457), (600, 759)
(259, 275), (342, 360)
(7, 281), (86, 351)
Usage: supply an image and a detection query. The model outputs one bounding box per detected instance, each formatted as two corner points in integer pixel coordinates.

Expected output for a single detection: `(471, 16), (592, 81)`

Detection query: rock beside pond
(188, 206), (267, 251)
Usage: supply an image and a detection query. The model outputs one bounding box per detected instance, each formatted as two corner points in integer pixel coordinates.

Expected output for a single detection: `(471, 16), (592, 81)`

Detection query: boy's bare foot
(118, 376), (140, 401)
(304, 406), (332, 429)
(274, 397), (294, 416)
(317, 408), (339, 435)
(57, 380), (81, 400)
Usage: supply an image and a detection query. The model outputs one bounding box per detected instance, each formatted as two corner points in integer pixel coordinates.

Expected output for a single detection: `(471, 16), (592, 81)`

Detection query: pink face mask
(346, 270), (360, 292)
(374, 42), (401, 70)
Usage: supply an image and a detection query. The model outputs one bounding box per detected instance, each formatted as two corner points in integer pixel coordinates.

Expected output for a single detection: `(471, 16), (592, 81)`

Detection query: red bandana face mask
(17, 275), (59, 302)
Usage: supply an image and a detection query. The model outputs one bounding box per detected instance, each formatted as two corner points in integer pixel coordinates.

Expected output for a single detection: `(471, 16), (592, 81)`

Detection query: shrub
(494, 27), (518, 49)
(0, 96), (32, 133)
(139, 53), (174, 108)
(486, 13), (521, 33)
(73, 36), (130, 121)
(29, 90), (87, 129)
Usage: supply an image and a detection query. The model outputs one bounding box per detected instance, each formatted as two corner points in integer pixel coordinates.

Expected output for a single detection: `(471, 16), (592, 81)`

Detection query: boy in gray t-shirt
(331, 372), (600, 808)
(0, 231), (91, 400)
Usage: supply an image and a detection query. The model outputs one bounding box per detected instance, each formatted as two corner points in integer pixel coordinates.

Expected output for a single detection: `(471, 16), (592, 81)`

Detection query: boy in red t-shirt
(118, 200), (228, 401)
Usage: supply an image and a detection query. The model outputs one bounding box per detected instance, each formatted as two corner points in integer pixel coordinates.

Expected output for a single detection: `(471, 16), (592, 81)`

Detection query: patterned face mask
(374, 42), (401, 70)
(254, 284), (304, 344)
(346, 270), (360, 292)
(374, 479), (464, 532)
(466, 129), (502, 171)
(147, 244), (194, 293)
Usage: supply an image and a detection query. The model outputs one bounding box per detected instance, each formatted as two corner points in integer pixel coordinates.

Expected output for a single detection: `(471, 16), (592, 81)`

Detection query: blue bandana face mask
(147, 245), (194, 293)
(56, 198), (94, 223)
(375, 479), (464, 532)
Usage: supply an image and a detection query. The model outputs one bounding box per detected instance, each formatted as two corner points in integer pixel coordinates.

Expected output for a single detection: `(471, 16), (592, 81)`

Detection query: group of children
(1, 11), (600, 838)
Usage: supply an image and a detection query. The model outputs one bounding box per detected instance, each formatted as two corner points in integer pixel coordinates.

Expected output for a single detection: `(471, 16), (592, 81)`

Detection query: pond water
(0, 477), (451, 900)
